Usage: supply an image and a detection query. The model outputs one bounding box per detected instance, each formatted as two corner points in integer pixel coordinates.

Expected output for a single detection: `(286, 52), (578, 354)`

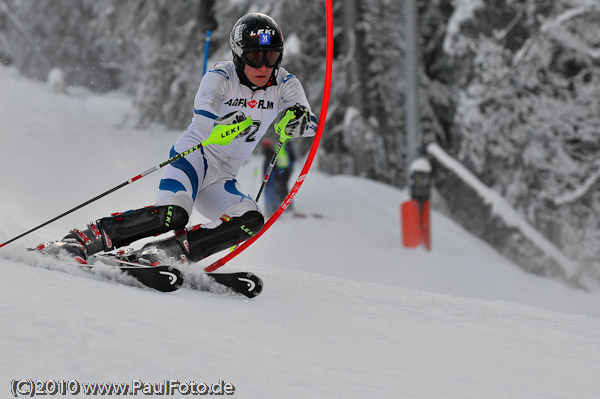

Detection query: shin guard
(96, 205), (189, 250)
(186, 211), (264, 262)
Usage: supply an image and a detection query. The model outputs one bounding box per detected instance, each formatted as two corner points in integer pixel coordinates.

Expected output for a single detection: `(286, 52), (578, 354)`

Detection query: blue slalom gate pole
(202, 30), (211, 76)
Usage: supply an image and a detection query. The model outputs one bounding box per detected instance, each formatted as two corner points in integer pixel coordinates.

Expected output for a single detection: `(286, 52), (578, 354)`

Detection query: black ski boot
(36, 205), (188, 263)
(123, 211), (265, 265)
(119, 228), (191, 266)
(35, 239), (88, 264)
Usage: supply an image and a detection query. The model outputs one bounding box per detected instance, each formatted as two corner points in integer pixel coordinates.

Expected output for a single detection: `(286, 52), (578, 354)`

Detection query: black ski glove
(277, 103), (311, 139)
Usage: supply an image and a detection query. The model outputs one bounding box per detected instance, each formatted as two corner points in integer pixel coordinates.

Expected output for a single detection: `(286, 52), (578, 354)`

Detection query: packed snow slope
(1, 66), (600, 398)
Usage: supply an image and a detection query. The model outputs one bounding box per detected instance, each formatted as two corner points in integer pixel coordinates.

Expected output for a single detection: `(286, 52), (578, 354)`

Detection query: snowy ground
(1, 65), (600, 398)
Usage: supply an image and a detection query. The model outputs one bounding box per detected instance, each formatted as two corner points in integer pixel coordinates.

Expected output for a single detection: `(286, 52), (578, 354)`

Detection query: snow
(553, 168), (600, 206)
(427, 142), (578, 279)
(540, 5), (600, 60)
(409, 157), (432, 173)
(284, 33), (301, 56)
(442, 0), (485, 56)
(1, 65), (600, 398)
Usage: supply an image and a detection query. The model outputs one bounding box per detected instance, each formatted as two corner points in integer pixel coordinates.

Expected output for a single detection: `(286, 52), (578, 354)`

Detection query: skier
(37, 12), (317, 265)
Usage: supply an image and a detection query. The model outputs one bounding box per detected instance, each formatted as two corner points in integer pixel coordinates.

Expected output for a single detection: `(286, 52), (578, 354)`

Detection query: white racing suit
(156, 61), (317, 221)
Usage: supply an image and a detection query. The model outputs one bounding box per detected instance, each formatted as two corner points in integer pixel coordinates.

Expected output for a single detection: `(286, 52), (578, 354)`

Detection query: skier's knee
(240, 210), (265, 235)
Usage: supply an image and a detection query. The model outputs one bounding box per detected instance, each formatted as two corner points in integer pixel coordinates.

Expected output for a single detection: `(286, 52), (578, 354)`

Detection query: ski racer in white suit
(157, 60), (315, 220)
(38, 12), (317, 265)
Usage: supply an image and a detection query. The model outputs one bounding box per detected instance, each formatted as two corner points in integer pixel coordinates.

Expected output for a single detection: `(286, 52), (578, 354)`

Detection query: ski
(207, 272), (263, 298)
(96, 254), (263, 298)
(28, 247), (184, 292)
(27, 247), (262, 297)
(107, 263), (184, 293)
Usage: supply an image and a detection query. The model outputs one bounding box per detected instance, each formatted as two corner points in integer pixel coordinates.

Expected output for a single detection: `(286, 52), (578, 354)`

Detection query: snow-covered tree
(442, 0), (600, 279)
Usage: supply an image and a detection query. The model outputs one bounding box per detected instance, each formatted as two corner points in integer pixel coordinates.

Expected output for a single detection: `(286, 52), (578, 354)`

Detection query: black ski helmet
(230, 13), (284, 87)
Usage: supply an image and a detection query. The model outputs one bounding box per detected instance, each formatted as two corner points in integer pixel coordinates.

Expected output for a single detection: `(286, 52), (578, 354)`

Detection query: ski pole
(256, 138), (287, 202)
(0, 117), (252, 249)
(255, 109), (295, 201)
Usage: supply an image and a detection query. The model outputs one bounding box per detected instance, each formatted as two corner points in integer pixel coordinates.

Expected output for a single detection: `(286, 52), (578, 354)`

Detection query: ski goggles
(242, 50), (282, 68)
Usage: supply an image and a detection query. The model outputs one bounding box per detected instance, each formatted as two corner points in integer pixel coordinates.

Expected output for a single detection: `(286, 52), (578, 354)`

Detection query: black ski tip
(122, 265), (184, 292)
(208, 272), (263, 298)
